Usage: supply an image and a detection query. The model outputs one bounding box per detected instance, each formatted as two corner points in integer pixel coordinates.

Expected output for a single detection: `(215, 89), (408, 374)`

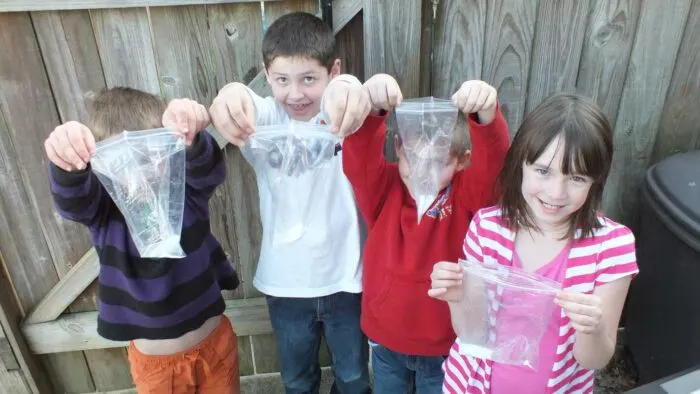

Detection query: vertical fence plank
(0, 13), (97, 392)
(651, 0), (700, 163)
(576, 0), (641, 128)
(603, 0), (692, 225)
(32, 10), (107, 123)
(336, 10), (364, 81)
(90, 8), (160, 94)
(482, 0), (537, 136)
(150, 5), (217, 103)
(432, 0), (486, 98)
(525, 0), (590, 113)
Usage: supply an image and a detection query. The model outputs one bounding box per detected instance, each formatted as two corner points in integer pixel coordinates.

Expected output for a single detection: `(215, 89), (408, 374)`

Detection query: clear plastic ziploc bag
(240, 121), (340, 248)
(453, 259), (561, 370)
(90, 128), (187, 258)
(394, 97), (458, 221)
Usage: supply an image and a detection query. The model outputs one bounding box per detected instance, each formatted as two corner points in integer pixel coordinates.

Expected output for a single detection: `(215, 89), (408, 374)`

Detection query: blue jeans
(266, 292), (371, 394)
(369, 340), (445, 394)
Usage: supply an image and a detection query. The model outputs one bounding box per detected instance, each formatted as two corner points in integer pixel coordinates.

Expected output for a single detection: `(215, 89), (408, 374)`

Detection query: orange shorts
(127, 316), (240, 394)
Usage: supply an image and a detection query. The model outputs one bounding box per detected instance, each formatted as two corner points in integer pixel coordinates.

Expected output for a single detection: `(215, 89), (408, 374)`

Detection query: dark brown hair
(497, 93), (614, 239)
(262, 12), (336, 71)
(86, 87), (166, 141)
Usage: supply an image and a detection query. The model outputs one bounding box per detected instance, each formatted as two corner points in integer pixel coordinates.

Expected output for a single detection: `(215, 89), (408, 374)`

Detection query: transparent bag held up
(394, 97), (458, 221)
(453, 259), (561, 370)
(90, 128), (187, 258)
(240, 121), (340, 248)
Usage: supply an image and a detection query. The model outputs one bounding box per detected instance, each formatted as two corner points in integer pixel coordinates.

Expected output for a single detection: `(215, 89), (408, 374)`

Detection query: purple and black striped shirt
(48, 130), (239, 341)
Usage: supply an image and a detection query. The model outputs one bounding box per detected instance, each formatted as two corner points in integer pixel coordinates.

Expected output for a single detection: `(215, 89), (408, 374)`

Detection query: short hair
(86, 87), (166, 141)
(396, 114), (471, 158)
(497, 93), (614, 239)
(262, 12), (336, 71)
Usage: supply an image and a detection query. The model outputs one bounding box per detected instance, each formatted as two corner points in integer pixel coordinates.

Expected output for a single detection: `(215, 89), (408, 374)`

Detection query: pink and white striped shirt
(442, 206), (638, 394)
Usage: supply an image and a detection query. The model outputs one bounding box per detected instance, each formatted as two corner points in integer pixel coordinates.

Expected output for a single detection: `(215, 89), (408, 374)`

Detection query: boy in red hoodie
(341, 74), (510, 393)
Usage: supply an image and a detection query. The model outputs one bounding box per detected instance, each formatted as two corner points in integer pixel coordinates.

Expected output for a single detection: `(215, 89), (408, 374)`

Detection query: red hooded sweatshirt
(342, 108), (510, 356)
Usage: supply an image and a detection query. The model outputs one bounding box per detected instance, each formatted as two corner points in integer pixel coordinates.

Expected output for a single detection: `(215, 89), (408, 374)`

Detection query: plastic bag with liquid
(453, 259), (562, 370)
(90, 128), (186, 258)
(240, 121), (340, 248)
(395, 97), (458, 221)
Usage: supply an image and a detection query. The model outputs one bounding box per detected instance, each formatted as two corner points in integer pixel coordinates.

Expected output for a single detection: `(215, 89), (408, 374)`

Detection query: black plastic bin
(625, 149), (700, 385)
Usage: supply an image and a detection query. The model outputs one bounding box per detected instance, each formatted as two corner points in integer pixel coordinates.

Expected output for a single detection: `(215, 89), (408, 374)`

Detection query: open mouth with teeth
(539, 198), (565, 210)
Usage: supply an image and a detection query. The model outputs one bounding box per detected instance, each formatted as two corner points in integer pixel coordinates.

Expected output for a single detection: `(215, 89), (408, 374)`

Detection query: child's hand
(44, 121), (95, 172)
(555, 291), (603, 334)
(162, 98), (210, 146)
(363, 73), (403, 114)
(452, 80), (498, 124)
(428, 261), (464, 302)
(209, 82), (256, 147)
(323, 76), (371, 137)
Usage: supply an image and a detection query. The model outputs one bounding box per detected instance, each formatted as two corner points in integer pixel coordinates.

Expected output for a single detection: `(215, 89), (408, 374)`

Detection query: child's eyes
(303, 76), (316, 84)
(571, 175), (589, 183)
(276, 77), (288, 84)
(534, 168), (549, 176)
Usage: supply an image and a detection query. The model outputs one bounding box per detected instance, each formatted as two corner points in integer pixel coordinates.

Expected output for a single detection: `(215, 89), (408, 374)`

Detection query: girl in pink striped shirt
(429, 93), (639, 394)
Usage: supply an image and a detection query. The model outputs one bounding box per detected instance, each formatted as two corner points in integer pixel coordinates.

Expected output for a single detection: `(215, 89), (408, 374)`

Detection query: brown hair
(86, 87), (166, 141)
(262, 12), (336, 71)
(497, 93), (614, 239)
(396, 114), (471, 158)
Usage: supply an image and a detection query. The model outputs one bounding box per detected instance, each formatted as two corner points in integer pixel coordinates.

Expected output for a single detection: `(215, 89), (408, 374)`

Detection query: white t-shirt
(239, 84), (362, 298)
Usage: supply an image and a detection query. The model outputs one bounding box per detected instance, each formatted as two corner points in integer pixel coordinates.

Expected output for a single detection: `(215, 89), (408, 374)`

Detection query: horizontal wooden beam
(23, 248), (99, 325)
(22, 297), (271, 354)
(0, 0), (280, 12)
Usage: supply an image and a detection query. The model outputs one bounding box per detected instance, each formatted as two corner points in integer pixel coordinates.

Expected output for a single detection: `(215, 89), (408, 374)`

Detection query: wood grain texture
(335, 10), (364, 80)
(32, 10), (107, 123)
(482, 0), (537, 136)
(23, 248), (98, 325)
(525, 0), (590, 113)
(0, 0), (281, 12)
(432, 0), (486, 98)
(603, 0), (692, 225)
(651, 0), (700, 163)
(0, 266), (54, 393)
(90, 8), (160, 94)
(23, 298), (272, 354)
(363, 0), (421, 97)
(576, 0), (641, 127)
(83, 348), (133, 392)
(150, 5), (218, 103)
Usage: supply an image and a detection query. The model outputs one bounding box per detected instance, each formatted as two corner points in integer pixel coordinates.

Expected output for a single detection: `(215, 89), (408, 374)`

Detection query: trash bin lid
(646, 149), (700, 251)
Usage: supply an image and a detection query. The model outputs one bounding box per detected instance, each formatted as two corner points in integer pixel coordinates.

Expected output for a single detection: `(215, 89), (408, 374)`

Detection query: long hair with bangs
(497, 93), (614, 239)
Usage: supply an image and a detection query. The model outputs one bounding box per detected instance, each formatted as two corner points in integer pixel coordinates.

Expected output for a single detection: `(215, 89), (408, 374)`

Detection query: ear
(456, 150), (471, 171)
(329, 59), (341, 78)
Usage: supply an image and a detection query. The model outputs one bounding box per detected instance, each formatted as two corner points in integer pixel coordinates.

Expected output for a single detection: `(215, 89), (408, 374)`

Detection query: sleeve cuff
(49, 162), (92, 187)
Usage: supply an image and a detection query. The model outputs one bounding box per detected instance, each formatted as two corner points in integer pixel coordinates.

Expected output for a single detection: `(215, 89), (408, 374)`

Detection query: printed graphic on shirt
(426, 184), (452, 220)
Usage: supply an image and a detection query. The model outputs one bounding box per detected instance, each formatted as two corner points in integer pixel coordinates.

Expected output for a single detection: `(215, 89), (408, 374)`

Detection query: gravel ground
(595, 329), (639, 393)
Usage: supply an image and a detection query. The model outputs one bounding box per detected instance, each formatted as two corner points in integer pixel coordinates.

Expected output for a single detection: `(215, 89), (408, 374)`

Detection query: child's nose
(548, 180), (568, 199)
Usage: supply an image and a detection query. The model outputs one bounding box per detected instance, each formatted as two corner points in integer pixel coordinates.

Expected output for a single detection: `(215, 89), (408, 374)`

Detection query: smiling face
(521, 134), (593, 233)
(265, 56), (340, 121)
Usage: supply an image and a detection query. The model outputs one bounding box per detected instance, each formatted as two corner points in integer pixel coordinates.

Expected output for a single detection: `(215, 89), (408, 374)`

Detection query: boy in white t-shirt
(208, 12), (371, 394)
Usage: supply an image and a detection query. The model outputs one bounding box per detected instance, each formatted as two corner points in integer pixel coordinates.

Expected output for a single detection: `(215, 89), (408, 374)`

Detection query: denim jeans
(369, 340), (445, 394)
(266, 292), (371, 394)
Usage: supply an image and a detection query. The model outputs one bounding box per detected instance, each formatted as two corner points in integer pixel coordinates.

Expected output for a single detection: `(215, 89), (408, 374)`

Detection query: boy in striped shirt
(45, 87), (240, 393)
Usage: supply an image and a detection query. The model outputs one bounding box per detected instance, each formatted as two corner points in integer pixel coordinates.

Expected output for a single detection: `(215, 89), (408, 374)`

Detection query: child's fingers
(45, 139), (73, 171)
(484, 89), (498, 110)
(431, 279), (462, 289)
(55, 129), (84, 169)
(67, 126), (90, 164)
(474, 87), (490, 111)
(427, 287), (447, 298)
(386, 80), (403, 109)
(81, 124), (96, 156)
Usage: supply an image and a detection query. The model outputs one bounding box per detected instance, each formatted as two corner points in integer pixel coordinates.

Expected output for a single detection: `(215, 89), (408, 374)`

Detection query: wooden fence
(0, 0), (699, 392)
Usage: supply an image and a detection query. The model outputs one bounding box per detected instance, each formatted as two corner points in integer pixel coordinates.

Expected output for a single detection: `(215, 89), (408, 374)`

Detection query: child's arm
(453, 81), (510, 210)
(556, 225), (638, 369)
(45, 121), (109, 226)
(340, 74), (402, 226)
